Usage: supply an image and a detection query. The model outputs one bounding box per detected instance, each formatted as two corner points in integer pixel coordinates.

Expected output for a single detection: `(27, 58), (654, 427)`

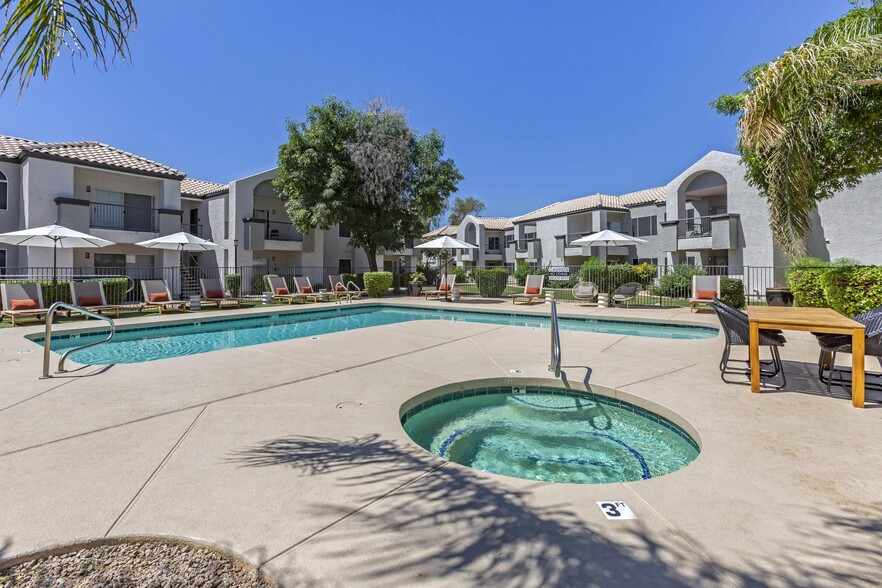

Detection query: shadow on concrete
(231, 433), (882, 586)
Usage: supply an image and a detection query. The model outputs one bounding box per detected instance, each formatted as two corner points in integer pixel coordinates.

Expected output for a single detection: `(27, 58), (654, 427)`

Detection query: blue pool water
(31, 304), (717, 364)
(402, 385), (700, 484)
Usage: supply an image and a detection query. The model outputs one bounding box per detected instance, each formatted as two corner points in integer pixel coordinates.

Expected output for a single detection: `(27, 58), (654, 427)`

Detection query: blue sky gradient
(0, 1), (853, 217)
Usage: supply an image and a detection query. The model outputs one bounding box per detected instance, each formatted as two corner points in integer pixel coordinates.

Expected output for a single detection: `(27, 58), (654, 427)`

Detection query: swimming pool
(402, 384), (700, 484)
(31, 304), (717, 364)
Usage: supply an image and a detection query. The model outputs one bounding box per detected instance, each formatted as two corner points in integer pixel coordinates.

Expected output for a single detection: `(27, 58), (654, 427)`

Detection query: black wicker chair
(815, 305), (882, 395)
(709, 298), (787, 389)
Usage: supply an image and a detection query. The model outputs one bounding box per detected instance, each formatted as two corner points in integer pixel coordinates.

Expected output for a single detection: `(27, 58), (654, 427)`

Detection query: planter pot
(766, 288), (794, 307)
(408, 282), (424, 297)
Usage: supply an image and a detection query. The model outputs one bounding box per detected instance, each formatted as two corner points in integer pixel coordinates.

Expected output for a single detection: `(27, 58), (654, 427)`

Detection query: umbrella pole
(53, 238), (58, 302)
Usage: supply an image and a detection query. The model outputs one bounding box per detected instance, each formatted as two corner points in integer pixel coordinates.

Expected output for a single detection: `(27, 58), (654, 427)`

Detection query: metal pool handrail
(549, 298), (561, 377)
(41, 302), (116, 379)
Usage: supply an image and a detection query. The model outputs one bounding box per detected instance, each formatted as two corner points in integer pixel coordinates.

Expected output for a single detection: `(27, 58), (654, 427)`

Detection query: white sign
(596, 501), (637, 520)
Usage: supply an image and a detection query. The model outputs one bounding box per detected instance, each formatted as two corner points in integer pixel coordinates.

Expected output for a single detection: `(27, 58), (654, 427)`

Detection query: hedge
(651, 265), (705, 298)
(1, 277), (128, 306)
(720, 277), (745, 309)
(580, 263), (655, 295)
(514, 260), (549, 286)
(342, 273), (364, 290)
(822, 266), (882, 317)
(787, 258), (832, 308)
(363, 271), (393, 297)
(224, 274), (241, 297)
(473, 268), (509, 297)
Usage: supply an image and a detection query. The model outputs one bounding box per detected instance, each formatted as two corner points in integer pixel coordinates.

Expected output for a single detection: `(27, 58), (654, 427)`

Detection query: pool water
(402, 386), (700, 484)
(32, 304), (717, 364)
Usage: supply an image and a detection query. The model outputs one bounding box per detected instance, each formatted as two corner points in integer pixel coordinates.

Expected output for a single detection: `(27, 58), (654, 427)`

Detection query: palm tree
(713, 3), (882, 259)
(0, 0), (137, 97)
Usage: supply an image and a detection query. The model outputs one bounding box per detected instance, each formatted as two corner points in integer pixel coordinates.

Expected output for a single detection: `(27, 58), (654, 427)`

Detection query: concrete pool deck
(0, 298), (880, 586)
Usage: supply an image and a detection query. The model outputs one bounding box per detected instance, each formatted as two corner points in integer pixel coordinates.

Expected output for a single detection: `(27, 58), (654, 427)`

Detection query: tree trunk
(365, 247), (379, 272)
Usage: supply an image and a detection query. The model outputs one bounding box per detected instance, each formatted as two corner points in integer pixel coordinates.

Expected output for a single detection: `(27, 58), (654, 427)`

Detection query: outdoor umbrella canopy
(570, 229), (647, 265)
(0, 224), (114, 285)
(135, 232), (223, 251)
(415, 236), (477, 301)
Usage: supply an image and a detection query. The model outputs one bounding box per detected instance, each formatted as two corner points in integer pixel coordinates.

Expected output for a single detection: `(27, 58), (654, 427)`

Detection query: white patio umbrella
(570, 229), (647, 266)
(135, 231), (223, 252)
(415, 236), (477, 302)
(0, 224), (114, 286)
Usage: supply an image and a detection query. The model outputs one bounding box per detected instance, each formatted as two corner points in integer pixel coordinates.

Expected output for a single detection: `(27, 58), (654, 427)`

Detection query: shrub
(579, 263), (655, 295)
(98, 277), (128, 305)
(514, 260), (549, 286)
(652, 265), (706, 298)
(787, 257), (831, 307)
(256, 273), (278, 294)
(473, 268), (509, 297)
(720, 278), (745, 309)
(449, 265), (469, 285)
(342, 273), (364, 290)
(363, 271), (393, 297)
(416, 261), (438, 285)
(822, 266), (882, 317)
(224, 274), (241, 297)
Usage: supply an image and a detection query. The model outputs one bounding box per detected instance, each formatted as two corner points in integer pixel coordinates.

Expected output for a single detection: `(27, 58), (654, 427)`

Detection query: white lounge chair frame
(511, 274), (545, 304)
(0, 282), (50, 326)
(690, 275), (721, 312)
(70, 281), (122, 317)
(267, 276), (317, 304)
(140, 280), (187, 313)
(199, 278), (241, 309)
(424, 274), (456, 300)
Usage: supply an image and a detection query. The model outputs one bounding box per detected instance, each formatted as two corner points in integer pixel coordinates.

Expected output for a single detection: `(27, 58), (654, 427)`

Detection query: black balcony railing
(680, 217), (713, 238)
(265, 221), (303, 242)
(90, 202), (157, 232)
(182, 223), (203, 237)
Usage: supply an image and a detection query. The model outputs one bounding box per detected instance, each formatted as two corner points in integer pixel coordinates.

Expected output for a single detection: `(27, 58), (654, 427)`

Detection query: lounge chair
(267, 276), (317, 304)
(612, 282), (642, 306)
(292, 276), (325, 302)
(690, 275), (721, 312)
(70, 281), (122, 318)
(510, 274), (544, 304)
(199, 278), (241, 309)
(709, 298), (786, 389)
(140, 280), (188, 314)
(328, 274), (364, 303)
(425, 274), (456, 300)
(572, 281), (598, 306)
(815, 305), (882, 396)
(0, 282), (51, 326)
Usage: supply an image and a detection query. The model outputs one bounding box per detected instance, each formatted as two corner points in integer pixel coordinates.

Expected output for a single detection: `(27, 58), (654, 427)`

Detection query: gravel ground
(0, 540), (275, 587)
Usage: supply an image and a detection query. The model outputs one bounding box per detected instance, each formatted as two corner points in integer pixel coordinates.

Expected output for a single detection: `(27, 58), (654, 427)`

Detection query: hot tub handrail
(549, 298), (561, 378)
(41, 302), (116, 379)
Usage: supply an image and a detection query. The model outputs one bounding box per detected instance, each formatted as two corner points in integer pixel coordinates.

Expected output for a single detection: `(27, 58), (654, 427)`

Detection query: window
(630, 215), (658, 237)
(339, 224), (351, 238)
(339, 259), (352, 274)
(505, 234), (515, 245)
(686, 255), (697, 266)
(487, 236), (500, 251)
(0, 248), (6, 276)
(0, 170), (7, 210)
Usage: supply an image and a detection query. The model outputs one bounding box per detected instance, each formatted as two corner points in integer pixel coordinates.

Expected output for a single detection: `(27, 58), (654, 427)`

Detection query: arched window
(0, 170), (7, 210)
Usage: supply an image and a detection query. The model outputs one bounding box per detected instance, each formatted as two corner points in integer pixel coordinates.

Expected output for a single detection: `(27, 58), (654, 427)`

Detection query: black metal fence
(0, 263), (807, 308)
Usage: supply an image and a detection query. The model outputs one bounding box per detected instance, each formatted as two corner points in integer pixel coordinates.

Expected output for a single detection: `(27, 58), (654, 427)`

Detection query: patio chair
(140, 280), (188, 314)
(571, 281), (598, 306)
(690, 275), (720, 312)
(70, 281), (122, 318)
(611, 282), (642, 306)
(328, 274), (364, 303)
(510, 274), (544, 304)
(708, 298), (787, 389)
(0, 282), (51, 326)
(815, 305), (882, 396)
(425, 274), (456, 300)
(293, 276), (323, 303)
(199, 278), (241, 309)
(266, 276), (317, 304)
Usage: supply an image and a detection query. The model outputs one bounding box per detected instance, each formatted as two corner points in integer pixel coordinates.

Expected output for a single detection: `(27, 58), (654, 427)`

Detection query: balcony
(90, 202), (157, 233)
(664, 214), (740, 251)
(264, 221), (303, 242)
(182, 223), (204, 238)
(515, 239), (541, 261)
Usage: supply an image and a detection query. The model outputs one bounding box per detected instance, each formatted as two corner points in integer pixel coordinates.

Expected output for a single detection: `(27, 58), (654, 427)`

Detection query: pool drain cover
(336, 401), (363, 410)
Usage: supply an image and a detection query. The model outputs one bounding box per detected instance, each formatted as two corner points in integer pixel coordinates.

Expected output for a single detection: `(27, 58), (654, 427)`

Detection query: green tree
(711, 1), (882, 259)
(447, 195), (485, 225)
(0, 0), (137, 97)
(275, 97), (462, 272)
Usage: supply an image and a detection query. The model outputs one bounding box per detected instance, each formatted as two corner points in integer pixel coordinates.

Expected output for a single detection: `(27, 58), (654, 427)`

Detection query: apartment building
(436, 150), (882, 271)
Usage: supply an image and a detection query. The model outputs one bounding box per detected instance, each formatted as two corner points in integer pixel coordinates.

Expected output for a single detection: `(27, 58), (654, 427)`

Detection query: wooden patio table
(747, 306), (866, 408)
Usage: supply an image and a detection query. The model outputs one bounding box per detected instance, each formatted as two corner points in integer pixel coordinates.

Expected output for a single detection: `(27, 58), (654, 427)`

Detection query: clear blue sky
(0, 0), (853, 218)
